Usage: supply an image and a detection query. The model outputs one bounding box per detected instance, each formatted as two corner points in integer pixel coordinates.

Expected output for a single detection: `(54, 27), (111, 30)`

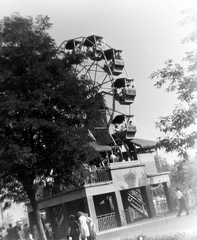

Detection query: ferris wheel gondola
(113, 78), (136, 105)
(60, 35), (137, 144)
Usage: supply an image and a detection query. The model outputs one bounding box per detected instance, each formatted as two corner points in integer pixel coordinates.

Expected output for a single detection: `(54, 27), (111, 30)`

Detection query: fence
(97, 212), (118, 231)
(153, 199), (168, 215)
(85, 167), (112, 184)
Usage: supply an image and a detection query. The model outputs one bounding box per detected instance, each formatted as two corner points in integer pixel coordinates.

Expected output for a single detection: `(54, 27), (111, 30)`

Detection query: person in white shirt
(110, 151), (117, 163)
(77, 212), (90, 240)
(187, 186), (196, 213)
(176, 187), (189, 217)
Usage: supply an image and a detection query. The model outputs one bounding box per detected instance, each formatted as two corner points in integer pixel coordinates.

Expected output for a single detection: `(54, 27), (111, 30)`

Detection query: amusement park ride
(26, 36), (172, 237)
(60, 35), (137, 147)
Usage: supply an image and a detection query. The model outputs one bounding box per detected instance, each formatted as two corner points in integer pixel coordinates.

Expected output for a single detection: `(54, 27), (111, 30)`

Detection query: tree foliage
(170, 159), (197, 194)
(150, 8), (197, 159)
(0, 13), (98, 239)
(159, 155), (197, 205)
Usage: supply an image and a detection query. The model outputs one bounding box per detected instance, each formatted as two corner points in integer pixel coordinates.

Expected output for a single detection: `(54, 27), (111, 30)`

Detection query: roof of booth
(89, 138), (157, 152)
(130, 138), (157, 148)
(89, 141), (112, 152)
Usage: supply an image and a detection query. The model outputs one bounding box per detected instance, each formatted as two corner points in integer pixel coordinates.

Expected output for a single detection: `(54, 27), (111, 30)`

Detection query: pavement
(97, 211), (197, 240)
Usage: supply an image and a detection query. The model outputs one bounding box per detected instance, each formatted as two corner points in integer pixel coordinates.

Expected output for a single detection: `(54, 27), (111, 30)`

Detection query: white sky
(0, 0), (196, 161)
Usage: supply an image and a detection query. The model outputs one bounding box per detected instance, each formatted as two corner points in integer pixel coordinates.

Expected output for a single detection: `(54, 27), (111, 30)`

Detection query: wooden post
(114, 191), (126, 226)
(163, 182), (173, 212)
(84, 196), (98, 232)
(141, 185), (156, 218)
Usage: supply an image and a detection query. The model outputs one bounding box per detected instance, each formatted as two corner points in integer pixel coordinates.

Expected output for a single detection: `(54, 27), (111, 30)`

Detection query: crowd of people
(0, 211), (96, 240)
(0, 221), (54, 240)
(0, 223), (32, 240)
(0, 186), (195, 240)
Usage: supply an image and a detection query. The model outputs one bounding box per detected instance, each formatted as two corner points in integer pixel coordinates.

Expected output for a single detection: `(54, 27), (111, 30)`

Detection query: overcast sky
(0, 0), (196, 161)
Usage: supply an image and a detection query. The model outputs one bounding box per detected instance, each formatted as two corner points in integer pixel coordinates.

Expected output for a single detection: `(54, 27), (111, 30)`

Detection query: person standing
(0, 227), (7, 240)
(16, 221), (23, 240)
(7, 224), (18, 240)
(7, 224), (13, 240)
(88, 161), (97, 183)
(67, 215), (80, 240)
(187, 186), (196, 213)
(77, 212), (90, 240)
(86, 216), (96, 240)
(11, 226), (19, 240)
(45, 223), (53, 240)
(176, 187), (189, 217)
(23, 223), (32, 240)
(33, 225), (40, 240)
(110, 151), (117, 163)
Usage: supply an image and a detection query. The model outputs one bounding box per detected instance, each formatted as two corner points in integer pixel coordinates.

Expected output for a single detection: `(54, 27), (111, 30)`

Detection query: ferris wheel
(60, 35), (137, 145)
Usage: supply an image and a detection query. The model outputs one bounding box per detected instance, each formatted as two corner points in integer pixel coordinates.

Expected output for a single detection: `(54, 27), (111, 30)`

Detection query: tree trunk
(24, 183), (47, 240)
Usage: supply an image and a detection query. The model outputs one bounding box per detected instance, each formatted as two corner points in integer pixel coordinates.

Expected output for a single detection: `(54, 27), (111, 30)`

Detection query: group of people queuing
(67, 211), (96, 240)
(101, 150), (135, 165)
(0, 221), (53, 240)
(84, 150), (122, 184)
(0, 223), (32, 240)
(87, 147), (130, 174)
(101, 150), (122, 166)
(175, 186), (196, 217)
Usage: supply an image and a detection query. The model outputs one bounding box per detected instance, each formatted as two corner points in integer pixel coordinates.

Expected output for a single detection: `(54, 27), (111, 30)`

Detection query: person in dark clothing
(176, 187), (189, 216)
(12, 226), (19, 240)
(23, 223), (31, 240)
(7, 224), (14, 240)
(68, 215), (80, 240)
(7, 224), (18, 240)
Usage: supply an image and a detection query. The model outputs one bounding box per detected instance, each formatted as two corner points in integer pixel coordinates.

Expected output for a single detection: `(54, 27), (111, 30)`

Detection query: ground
(97, 212), (197, 240)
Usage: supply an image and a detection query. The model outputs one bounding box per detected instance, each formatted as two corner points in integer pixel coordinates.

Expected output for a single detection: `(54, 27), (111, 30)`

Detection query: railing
(85, 167), (112, 184)
(97, 212), (118, 232)
(153, 199), (168, 215)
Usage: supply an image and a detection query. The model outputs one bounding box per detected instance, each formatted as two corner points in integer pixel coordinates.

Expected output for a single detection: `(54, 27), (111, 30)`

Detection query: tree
(158, 155), (197, 209)
(0, 13), (98, 240)
(150, 8), (197, 159)
(169, 157), (197, 194)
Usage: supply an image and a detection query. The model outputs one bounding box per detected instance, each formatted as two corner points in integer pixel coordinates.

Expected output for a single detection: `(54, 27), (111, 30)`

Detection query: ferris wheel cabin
(112, 114), (137, 140)
(103, 49), (125, 76)
(83, 35), (103, 47)
(65, 39), (82, 52)
(83, 35), (105, 61)
(114, 78), (136, 105)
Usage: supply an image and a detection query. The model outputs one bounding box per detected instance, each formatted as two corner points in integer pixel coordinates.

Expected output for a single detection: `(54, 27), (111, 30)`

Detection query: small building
(27, 138), (172, 240)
